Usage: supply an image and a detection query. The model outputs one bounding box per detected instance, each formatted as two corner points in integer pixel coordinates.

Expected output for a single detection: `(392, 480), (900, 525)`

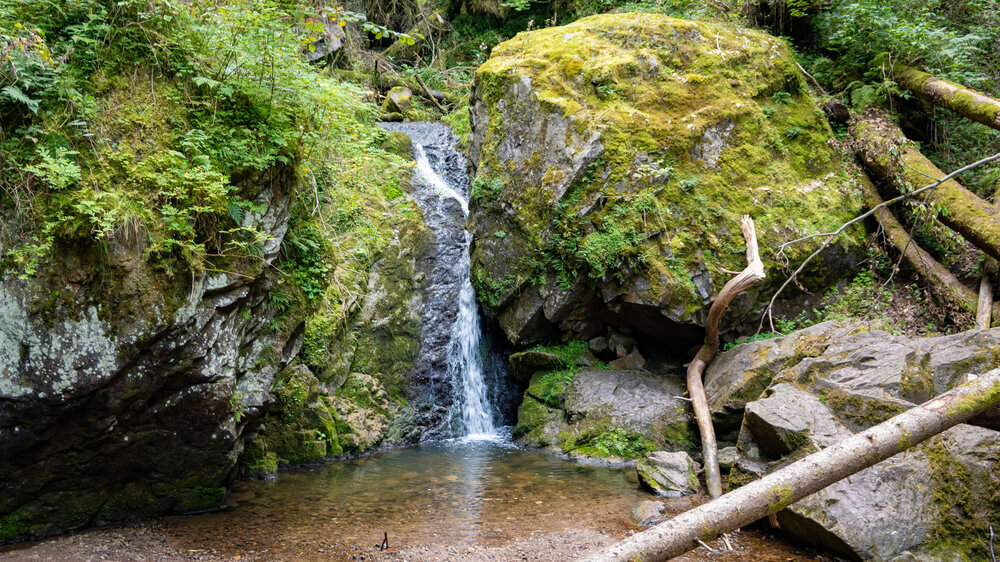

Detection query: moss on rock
(467, 14), (864, 343)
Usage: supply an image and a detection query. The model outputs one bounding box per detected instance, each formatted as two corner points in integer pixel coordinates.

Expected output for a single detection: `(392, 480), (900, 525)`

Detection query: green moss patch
(469, 13), (863, 326)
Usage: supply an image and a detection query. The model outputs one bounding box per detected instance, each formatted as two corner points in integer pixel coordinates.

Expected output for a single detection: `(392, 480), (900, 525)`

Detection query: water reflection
(161, 441), (652, 554)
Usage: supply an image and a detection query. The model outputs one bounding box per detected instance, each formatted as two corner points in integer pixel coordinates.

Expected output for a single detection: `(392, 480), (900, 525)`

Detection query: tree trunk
(978, 261), (996, 329)
(858, 172), (982, 318)
(688, 216), (765, 498)
(852, 111), (1000, 262)
(977, 189), (1000, 329)
(582, 368), (1000, 562)
(892, 64), (1000, 131)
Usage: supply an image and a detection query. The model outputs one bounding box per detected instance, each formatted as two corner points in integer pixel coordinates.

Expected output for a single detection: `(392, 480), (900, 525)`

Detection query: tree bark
(688, 215), (765, 498)
(858, 172), (981, 317)
(582, 368), (1000, 562)
(892, 64), (1000, 131)
(977, 261), (995, 329)
(852, 111), (1000, 262)
(977, 188), (1000, 329)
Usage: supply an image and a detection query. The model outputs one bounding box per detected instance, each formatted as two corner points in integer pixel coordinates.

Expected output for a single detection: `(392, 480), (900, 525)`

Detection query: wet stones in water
(636, 451), (701, 498)
(632, 500), (666, 527)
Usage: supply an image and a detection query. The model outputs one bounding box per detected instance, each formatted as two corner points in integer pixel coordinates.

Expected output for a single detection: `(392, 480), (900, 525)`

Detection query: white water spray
(412, 144), (497, 439)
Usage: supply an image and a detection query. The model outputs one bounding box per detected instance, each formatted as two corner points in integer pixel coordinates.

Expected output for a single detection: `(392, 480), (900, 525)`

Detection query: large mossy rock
(467, 14), (863, 346)
(711, 323), (1000, 559)
(513, 368), (694, 463)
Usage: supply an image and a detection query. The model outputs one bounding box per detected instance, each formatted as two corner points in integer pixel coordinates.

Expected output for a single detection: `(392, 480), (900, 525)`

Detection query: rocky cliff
(0, 166), (302, 541)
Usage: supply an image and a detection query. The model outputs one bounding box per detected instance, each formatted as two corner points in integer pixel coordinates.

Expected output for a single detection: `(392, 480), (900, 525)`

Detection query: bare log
(582, 368), (1000, 562)
(852, 112), (1000, 262)
(688, 215), (765, 499)
(858, 172), (981, 316)
(892, 64), (1000, 131)
(978, 189), (1000, 329)
(414, 74), (446, 112)
(978, 261), (996, 329)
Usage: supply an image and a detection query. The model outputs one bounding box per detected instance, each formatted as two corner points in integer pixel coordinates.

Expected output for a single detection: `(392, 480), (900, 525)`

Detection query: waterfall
(411, 145), (497, 439)
(383, 122), (502, 439)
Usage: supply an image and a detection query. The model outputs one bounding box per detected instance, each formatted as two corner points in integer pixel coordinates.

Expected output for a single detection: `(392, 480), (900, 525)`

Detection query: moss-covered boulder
(467, 13), (863, 346)
(382, 86), (413, 115)
(717, 324), (1000, 559)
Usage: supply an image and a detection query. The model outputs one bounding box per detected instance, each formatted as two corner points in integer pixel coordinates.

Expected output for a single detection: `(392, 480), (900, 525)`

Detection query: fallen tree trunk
(582, 368), (1000, 562)
(688, 215), (765, 498)
(852, 111), (1000, 262)
(978, 188), (1000, 329)
(892, 64), (1000, 131)
(978, 260), (996, 329)
(858, 172), (982, 318)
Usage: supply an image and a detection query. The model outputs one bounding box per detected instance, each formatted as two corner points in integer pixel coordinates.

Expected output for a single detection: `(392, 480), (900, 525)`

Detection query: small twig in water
(721, 532), (734, 551)
(696, 539), (717, 553)
(379, 532), (389, 551)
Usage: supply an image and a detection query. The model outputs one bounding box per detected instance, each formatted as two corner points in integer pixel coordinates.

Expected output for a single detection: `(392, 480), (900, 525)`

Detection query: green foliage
(471, 176), (504, 201)
(0, 0), (404, 282)
(722, 331), (782, 351)
(820, 270), (893, 322)
(573, 428), (655, 459)
(281, 220), (333, 301)
(534, 368), (576, 407)
(229, 392), (248, 422)
(529, 340), (590, 367)
(771, 91), (793, 104)
(812, 0), (991, 87)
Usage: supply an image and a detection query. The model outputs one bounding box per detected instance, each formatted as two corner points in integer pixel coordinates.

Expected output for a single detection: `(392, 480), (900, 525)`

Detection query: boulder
(304, 21), (345, 62)
(382, 86), (413, 115)
(823, 98), (850, 125)
(467, 14), (864, 346)
(610, 348), (646, 371)
(704, 320), (867, 439)
(513, 368), (694, 463)
(636, 451), (701, 497)
(508, 350), (563, 385)
(380, 130), (414, 159)
(724, 325), (1000, 559)
(632, 500), (666, 526)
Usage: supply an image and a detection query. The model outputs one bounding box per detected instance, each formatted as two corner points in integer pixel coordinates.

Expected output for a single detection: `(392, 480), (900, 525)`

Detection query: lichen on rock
(717, 323), (1000, 559)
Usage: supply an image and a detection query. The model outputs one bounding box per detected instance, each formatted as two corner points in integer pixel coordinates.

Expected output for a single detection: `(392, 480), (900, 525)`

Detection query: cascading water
(380, 123), (502, 439)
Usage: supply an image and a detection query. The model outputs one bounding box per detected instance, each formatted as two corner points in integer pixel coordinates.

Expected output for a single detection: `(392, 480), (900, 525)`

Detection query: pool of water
(158, 438), (654, 555)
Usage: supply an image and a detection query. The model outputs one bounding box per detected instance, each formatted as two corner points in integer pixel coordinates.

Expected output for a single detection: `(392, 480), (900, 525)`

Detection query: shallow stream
(154, 438), (654, 557)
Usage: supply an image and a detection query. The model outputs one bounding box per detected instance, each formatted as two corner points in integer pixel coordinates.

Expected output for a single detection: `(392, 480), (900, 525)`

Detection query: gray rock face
(305, 21), (345, 62)
(0, 166), (301, 542)
(704, 321), (861, 439)
(513, 368), (694, 462)
(632, 500), (666, 526)
(719, 323), (1000, 559)
(636, 451), (700, 497)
